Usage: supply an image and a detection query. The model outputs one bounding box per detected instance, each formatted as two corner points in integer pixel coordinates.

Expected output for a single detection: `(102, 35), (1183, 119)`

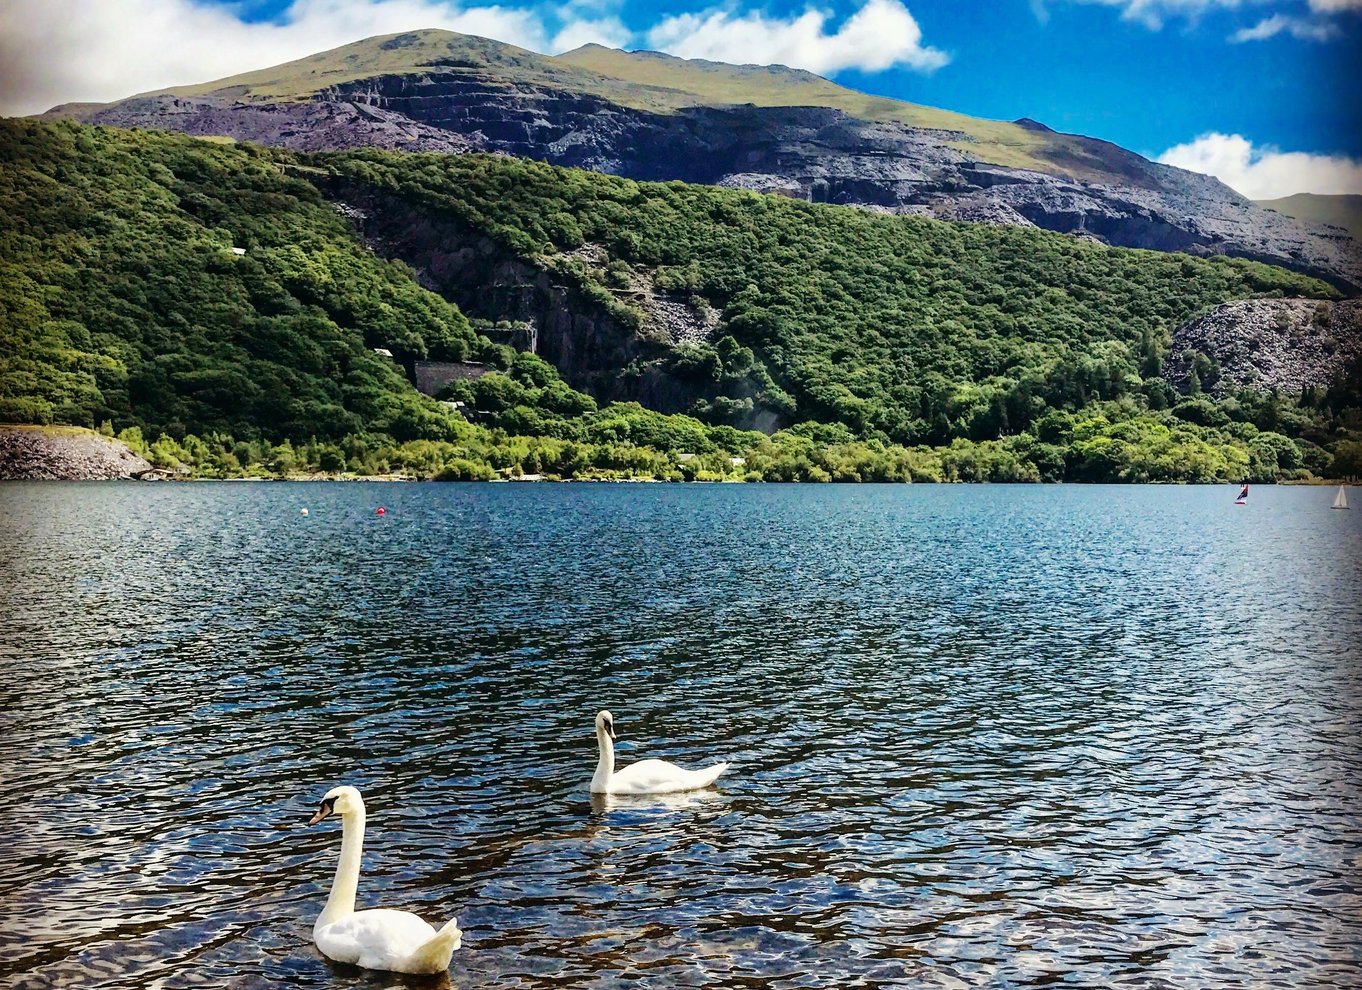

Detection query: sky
(1, 0), (1359, 199)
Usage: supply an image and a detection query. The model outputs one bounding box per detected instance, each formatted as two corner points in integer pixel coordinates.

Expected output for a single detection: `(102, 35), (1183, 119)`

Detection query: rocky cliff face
(58, 56), (1360, 293)
(1164, 299), (1362, 395)
(323, 179), (722, 414)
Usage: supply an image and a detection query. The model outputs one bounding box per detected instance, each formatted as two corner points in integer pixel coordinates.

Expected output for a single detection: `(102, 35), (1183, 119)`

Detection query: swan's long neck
(317, 809), (365, 929)
(592, 727), (615, 792)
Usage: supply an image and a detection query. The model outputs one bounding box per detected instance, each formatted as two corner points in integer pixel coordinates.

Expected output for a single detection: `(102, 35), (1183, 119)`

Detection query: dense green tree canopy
(2, 120), (1357, 484)
(325, 149), (1334, 444)
(0, 121), (477, 440)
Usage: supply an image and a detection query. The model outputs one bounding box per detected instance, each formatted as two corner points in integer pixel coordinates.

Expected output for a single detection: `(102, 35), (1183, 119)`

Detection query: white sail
(1334, 486), (1349, 510)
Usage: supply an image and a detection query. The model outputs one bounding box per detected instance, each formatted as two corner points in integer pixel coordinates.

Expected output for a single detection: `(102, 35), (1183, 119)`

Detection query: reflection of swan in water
(590, 788), (724, 815)
(590, 711), (730, 795)
(307, 786), (462, 975)
(322, 957), (453, 989)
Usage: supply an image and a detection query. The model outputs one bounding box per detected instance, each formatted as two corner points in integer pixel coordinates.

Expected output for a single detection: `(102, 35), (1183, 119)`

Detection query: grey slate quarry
(1164, 298), (1362, 395)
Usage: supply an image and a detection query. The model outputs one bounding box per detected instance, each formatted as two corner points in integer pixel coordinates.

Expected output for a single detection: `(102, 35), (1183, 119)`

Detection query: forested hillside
(2, 119), (1359, 483)
(325, 149), (1331, 443)
(0, 121), (483, 440)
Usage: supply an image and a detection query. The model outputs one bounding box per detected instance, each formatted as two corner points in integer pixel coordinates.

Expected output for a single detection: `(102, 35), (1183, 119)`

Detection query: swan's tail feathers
(695, 761), (730, 788)
(405, 917), (462, 974)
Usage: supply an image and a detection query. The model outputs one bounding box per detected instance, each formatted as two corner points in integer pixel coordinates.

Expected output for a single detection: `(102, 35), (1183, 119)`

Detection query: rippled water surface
(2, 482), (1361, 989)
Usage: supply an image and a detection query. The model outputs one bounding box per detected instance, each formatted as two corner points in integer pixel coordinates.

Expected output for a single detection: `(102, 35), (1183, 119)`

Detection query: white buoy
(300, 507), (310, 516)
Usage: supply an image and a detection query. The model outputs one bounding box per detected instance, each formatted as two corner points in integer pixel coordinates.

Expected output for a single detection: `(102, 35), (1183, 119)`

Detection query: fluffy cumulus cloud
(0, 0), (945, 117)
(1158, 132), (1362, 198)
(644, 0), (949, 74)
(0, 0), (627, 116)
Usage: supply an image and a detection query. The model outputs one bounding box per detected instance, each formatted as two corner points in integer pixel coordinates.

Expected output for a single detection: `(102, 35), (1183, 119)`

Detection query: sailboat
(1235, 482), (1249, 506)
(1333, 485), (1350, 510)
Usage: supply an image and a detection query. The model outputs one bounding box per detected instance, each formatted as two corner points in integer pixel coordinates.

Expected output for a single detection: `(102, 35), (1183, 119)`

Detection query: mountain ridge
(49, 29), (1199, 187)
(39, 29), (1361, 292)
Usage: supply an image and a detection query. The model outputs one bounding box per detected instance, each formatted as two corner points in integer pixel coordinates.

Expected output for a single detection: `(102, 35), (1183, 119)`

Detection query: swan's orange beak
(308, 797), (336, 826)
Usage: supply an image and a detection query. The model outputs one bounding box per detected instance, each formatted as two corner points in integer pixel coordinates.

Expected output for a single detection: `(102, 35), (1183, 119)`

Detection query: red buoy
(376, 506), (386, 516)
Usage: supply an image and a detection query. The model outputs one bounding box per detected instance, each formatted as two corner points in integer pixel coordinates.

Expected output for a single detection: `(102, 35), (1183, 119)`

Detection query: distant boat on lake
(1334, 486), (1350, 510)
(1235, 483), (1248, 506)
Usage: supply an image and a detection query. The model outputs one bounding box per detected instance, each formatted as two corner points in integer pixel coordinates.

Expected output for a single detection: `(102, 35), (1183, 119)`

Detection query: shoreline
(7, 473), (1357, 486)
(3, 425), (1354, 486)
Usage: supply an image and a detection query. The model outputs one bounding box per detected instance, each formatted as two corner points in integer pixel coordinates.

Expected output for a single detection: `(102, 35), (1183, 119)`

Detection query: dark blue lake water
(1, 482), (1359, 989)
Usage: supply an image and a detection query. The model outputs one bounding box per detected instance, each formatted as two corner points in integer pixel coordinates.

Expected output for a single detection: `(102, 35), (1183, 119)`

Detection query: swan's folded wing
(404, 917), (463, 973)
(688, 761), (729, 790)
(611, 758), (728, 793)
(316, 909), (437, 970)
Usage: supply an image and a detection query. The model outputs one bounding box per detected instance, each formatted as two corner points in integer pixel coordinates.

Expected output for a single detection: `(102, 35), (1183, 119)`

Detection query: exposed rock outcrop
(322, 181), (718, 413)
(1163, 298), (1362, 395)
(0, 428), (153, 480)
(65, 94), (477, 153)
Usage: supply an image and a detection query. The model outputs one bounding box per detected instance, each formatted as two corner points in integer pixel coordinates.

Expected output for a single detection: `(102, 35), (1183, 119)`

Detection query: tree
(1331, 440), (1362, 480)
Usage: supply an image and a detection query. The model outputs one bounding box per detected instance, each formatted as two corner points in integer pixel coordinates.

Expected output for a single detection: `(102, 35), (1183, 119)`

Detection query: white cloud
(1054, 0), (1259, 31)
(1158, 132), (1362, 198)
(644, 0), (949, 75)
(555, 0), (625, 13)
(1053, 0), (1361, 31)
(0, 0), (629, 116)
(1229, 12), (1341, 39)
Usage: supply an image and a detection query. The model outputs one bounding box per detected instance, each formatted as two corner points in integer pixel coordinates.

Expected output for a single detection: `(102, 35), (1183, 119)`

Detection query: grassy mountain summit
(144, 30), (602, 103)
(54, 29), (1155, 182)
(553, 43), (1074, 176)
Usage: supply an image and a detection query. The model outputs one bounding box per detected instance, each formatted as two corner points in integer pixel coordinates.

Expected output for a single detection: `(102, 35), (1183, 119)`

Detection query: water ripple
(0, 482), (1359, 988)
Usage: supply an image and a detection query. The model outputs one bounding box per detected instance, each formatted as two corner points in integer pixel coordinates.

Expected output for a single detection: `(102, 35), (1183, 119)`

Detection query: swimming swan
(307, 785), (462, 975)
(590, 710), (729, 795)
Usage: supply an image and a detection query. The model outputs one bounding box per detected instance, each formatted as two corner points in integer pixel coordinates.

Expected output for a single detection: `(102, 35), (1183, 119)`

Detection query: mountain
(1256, 194), (1362, 242)
(46, 30), (1360, 293)
(4, 118), (1356, 486)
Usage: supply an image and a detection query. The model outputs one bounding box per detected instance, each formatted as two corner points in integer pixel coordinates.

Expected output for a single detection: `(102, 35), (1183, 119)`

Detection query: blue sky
(2, 0), (1358, 196)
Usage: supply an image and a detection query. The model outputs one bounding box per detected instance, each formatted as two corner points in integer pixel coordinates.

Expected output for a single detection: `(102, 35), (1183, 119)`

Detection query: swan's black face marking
(308, 796), (337, 826)
(603, 719), (617, 742)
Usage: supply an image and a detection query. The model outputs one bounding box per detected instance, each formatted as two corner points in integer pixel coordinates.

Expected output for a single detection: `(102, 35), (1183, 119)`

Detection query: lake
(1, 482), (1359, 989)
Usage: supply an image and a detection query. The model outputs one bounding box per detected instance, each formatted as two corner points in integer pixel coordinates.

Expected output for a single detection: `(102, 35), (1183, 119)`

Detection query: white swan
(307, 786), (462, 975)
(590, 710), (729, 795)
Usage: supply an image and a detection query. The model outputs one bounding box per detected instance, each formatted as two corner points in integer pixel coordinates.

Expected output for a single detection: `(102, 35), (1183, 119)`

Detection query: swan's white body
(309, 786), (461, 975)
(590, 711), (729, 795)
(315, 909), (461, 974)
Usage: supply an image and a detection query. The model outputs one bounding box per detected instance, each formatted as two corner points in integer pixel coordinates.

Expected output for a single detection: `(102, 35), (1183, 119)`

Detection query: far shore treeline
(3, 120), (1360, 483)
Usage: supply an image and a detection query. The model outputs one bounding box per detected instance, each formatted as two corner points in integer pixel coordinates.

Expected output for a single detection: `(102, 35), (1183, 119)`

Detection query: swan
(307, 785), (462, 975)
(590, 710), (729, 795)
